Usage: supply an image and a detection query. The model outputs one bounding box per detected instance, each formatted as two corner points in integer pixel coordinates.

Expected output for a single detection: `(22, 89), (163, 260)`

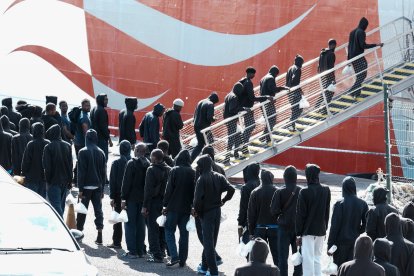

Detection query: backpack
(318, 48), (329, 73)
(68, 106), (81, 134)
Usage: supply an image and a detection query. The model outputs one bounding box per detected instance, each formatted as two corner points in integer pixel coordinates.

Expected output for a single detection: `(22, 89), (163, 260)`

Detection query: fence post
(261, 101), (275, 146)
(383, 83), (392, 204)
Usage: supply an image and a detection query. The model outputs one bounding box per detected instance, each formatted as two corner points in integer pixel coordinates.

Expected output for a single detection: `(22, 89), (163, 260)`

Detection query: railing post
(317, 77), (333, 117)
(261, 101), (275, 146)
(383, 83), (393, 204)
(374, 49), (384, 80)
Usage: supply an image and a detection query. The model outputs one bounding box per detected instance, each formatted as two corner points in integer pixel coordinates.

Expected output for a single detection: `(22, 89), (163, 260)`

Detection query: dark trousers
(316, 73), (336, 114)
(26, 180), (47, 199)
(147, 198), (164, 259)
(278, 227), (302, 276)
(242, 111), (255, 154)
(262, 101), (277, 143)
(225, 119), (242, 162)
(195, 217), (222, 262)
(76, 188), (104, 231)
(333, 243), (354, 269)
(191, 126), (213, 162)
(112, 195), (123, 246)
(165, 211), (189, 263)
(350, 57), (368, 98)
(97, 138), (109, 161)
(200, 208), (221, 275)
(125, 201), (146, 255)
(255, 227), (279, 266)
(167, 138), (182, 159)
(47, 184), (67, 218)
(73, 144), (83, 185)
(288, 90), (303, 130)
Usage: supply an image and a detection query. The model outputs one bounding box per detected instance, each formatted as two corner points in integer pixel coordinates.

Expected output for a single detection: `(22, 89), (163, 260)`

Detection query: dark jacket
(163, 108), (183, 140)
(90, 94), (110, 141)
(139, 103), (165, 146)
(42, 114), (59, 134)
(109, 141), (131, 199)
(403, 201), (414, 221)
(11, 118), (33, 175)
(21, 123), (49, 183)
(163, 154), (174, 167)
(328, 177), (369, 248)
(193, 93), (218, 130)
(374, 238), (401, 276)
(366, 187), (399, 241)
(16, 103), (34, 119)
(2, 98), (22, 131)
(1, 106), (17, 132)
(234, 237), (280, 276)
(77, 129), (106, 192)
(119, 97), (137, 145)
(224, 83), (244, 119)
(286, 56), (304, 88)
(338, 236), (385, 276)
(318, 48), (336, 73)
(30, 106), (44, 127)
(270, 166), (301, 230)
(121, 155), (150, 203)
(195, 146), (226, 178)
(295, 164), (331, 236)
(143, 161), (171, 208)
(42, 125), (73, 187)
(239, 77), (267, 108)
(163, 150), (196, 214)
(238, 163), (261, 228)
(0, 117), (12, 170)
(348, 17), (377, 60)
(401, 218), (414, 243)
(385, 213), (414, 276)
(1, 115), (17, 136)
(193, 155), (235, 215)
(260, 66), (286, 97)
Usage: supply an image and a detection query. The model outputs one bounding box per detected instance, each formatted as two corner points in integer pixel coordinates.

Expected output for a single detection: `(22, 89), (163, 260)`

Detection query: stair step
(384, 73), (406, 80)
(361, 90), (376, 96)
(340, 95), (364, 102)
(329, 107), (346, 113)
(330, 100), (353, 107)
(395, 68), (414, 75)
(362, 83), (383, 91)
(271, 134), (288, 141)
(274, 128), (297, 136)
(403, 63), (414, 69)
(308, 112), (328, 119)
(297, 117), (319, 124)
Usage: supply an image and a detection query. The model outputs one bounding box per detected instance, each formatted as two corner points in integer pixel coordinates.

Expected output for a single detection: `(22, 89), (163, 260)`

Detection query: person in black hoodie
(162, 99), (184, 158)
(328, 176), (369, 268)
(76, 129), (106, 244)
(157, 140), (174, 167)
(1, 106), (17, 131)
(11, 118), (33, 175)
(286, 55), (305, 132)
(366, 187), (398, 241)
(401, 217), (414, 243)
(139, 103), (165, 153)
(337, 235), (385, 276)
(42, 124), (73, 217)
(347, 17), (383, 99)
(403, 199), (414, 221)
(296, 164), (331, 276)
(385, 213), (414, 276)
(2, 98), (22, 131)
(141, 149), (171, 263)
(119, 97), (137, 147)
(90, 94), (113, 160)
(0, 116), (12, 174)
(373, 238), (400, 276)
(248, 169), (278, 266)
(191, 92), (219, 162)
(21, 122), (49, 198)
(234, 237), (280, 276)
(16, 100), (33, 119)
(121, 143), (150, 259)
(30, 105), (43, 127)
(1, 115), (17, 136)
(42, 103), (60, 135)
(162, 149), (196, 267)
(108, 140), (131, 249)
(270, 166), (302, 276)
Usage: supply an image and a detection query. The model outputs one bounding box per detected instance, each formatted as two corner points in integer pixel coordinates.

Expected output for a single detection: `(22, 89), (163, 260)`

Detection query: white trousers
(302, 235), (324, 276)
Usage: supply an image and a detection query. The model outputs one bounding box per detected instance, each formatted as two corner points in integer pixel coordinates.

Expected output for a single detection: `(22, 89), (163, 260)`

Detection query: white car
(0, 167), (98, 275)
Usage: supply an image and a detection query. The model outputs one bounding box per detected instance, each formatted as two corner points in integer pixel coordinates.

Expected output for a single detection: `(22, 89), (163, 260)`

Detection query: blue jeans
(278, 227), (302, 276)
(76, 189), (104, 231)
(201, 208), (221, 275)
(165, 211), (189, 262)
(125, 201), (146, 255)
(147, 198), (163, 259)
(26, 181), (47, 199)
(47, 185), (67, 218)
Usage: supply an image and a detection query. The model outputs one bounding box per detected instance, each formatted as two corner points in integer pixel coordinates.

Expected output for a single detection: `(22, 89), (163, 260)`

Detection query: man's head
(96, 93), (108, 108)
(208, 92), (219, 105)
(246, 66), (256, 80)
(153, 103), (165, 117)
(358, 17), (369, 31)
(294, 55), (304, 68)
(328, 39), (337, 50)
(45, 103), (56, 116)
(81, 99), (91, 112)
(134, 142), (147, 158)
(268, 65), (280, 78)
(59, 101), (68, 115)
(173, 98), (184, 112)
(150, 149), (164, 164)
(305, 163), (320, 185)
(157, 140), (169, 155)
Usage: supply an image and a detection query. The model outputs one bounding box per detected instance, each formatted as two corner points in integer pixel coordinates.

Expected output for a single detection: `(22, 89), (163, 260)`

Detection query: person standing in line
(76, 129), (106, 245)
(11, 118), (32, 175)
(21, 122), (49, 198)
(0, 116), (13, 174)
(59, 100), (74, 144)
(139, 103), (165, 153)
(16, 100), (33, 119)
(90, 93), (113, 160)
(107, 140), (131, 249)
(191, 92), (219, 162)
(157, 140), (174, 167)
(373, 238), (400, 276)
(286, 55), (305, 132)
(30, 105), (43, 127)
(296, 164), (331, 276)
(162, 99), (184, 158)
(119, 97), (138, 149)
(1, 115), (17, 135)
(2, 97), (22, 131)
(42, 124), (73, 217)
(73, 99), (91, 184)
(0, 106), (17, 131)
(42, 103), (60, 134)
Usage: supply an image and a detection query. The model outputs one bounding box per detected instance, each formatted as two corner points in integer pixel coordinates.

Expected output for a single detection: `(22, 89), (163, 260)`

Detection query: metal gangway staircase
(179, 17), (414, 176)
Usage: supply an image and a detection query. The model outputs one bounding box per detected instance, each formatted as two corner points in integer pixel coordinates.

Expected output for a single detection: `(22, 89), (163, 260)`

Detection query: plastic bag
(236, 124), (244, 133)
(322, 256), (338, 275)
(240, 240), (255, 258)
(108, 210), (121, 224)
(291, 247), (302, 266)
(236, 238), (246, 257)
(65, 193), (76, 206)
(156, 215), (167, 227)
(299, 97), (310, 109)
(327, 83), (336, 92)
(119, 210), (129, 223)
(186, 216), (196, 232)
(220, 212), (227, 223)
(189, 137), (198, 148)
(342, 64), (354, 76)
(74, 202), (88, 214)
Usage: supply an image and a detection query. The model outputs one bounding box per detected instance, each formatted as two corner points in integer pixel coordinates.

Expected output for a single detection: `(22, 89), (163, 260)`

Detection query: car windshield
(0, 203), (77, 251)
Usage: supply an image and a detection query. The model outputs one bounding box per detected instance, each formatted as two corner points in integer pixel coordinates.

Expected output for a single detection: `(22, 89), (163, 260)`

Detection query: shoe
(223, 161), (231, 167)
(234, 151), (240, 159)
(216, 259), (223, 266)
(166, 259), (180, 267)
(95, 232), (103, 245)
(206, 272), (218, 276)
(197, 264), (208, 275)
(121, 252), (138, 259)
(146, 255), (163, 263)
(106, 243), (122, 249)
(179, 261), (186, 268)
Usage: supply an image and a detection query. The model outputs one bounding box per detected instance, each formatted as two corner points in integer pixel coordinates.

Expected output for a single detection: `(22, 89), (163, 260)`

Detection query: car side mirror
(70, 229), (84, 243)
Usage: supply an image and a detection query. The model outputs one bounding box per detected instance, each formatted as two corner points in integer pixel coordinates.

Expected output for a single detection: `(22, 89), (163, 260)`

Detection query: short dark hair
(246, 66), (256, 74)
(157, 140), (169, 152)
(81, 99), (90, 106)
(58, 100), (67, 107)
(151, 149), (164, 163)
(45, 103), (56, 113)
(328, 39), (337, 46)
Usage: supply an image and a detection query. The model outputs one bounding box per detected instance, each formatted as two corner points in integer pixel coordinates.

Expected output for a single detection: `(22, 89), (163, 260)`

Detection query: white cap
(173, 98), (184, 107)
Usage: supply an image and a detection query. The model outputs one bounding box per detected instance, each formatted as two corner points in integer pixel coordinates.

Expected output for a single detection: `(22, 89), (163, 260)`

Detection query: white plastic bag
(65, 193), (76, 206)
(189, 137), (198, 148)
(119, 210), (129, 223)
(220, 212), (227, 223)
(74, 202), (88, 214)
(291, 247), (302, 266)
(342, 64), (354, 76)
(108, 210), (121, 224)
(156, 215), (167, 227)
(327, 83), (336, 92)
(299, 97), (310, 109)
(186, 216), (196, 232)
(236, 238), (246, 257)
(322, 256), (338, 275)
(236, 124), (244, 133)
(240, 240), (255, 258)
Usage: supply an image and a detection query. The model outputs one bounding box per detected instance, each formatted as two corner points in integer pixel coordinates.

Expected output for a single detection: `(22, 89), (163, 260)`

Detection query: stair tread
(384, 73), (406, 80)
(330, 100), (353, 107)
(395, 68), (414, 74)
(362, 83), (383, 90)
(340, 95), (364, 102)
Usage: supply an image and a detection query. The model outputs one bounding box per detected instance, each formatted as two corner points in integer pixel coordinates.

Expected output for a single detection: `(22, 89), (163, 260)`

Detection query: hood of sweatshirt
(294, 55), (304, 68)
(85, 129), (98, 148)
(404, 202), (414, 220)
(32, 122), (45, 139)
(46, 124), (61, 141)
(0, 106), (8, 117)
(201, 145), (216, 161)
(232, 82), (244, 98)
(1, 115), (11, 131)
(153, 103), (165, 117)
(354, 235), (373, 260)
(342, 176), (357, 197)
(243, 163), (260, 183)
(283, 165), (297, 187)
(358, 17), (369, 31)
(119, 140), (132, 160)
(125, 97), (138, 111)
(19, 118), (30, 135)
(373, 238), (392, 263)
(32, 106), (43, 118)
(373, 187), (388, 205)
(96, 94), (107, 107)
(249, 238), (269, 263)
(385, 213), (403, 238)
(174, 149), (191, 167)
(402, 218), (414, 242)
(0, 116), (4, 132)
(208, 92), (219, 104)
(268, 65), (280, 77)
(261, 169), (274, 186)
(305, 164), (320, 185)
(197, 154), (213, 174)
(2, 98), (12, 109)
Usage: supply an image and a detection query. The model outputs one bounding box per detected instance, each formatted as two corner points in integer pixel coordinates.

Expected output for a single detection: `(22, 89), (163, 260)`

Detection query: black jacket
(143, 161), (171, 208)
(374, 238), (401, 276)
(119, 97), (137, 145)
(30, 106), (43, 128)
(109, 140), (131, 199)
(121, 155), (150, 203)
(224, 83), (244, 119)
(16, 103), (34, 119)
(366, 187), (399, 241)
(193, 93), (218, 130)
(195, 146), (226, 178)
(163, 108), (183, 140)
(163, 150), (196, 214)
(77, 130), (106, 191)
(2, 98), (22, 131)
(139, 103), (165, 146)
(295, 164), (331, 236)
(1, 115), (17, 136)
(328, 177), (369, 248)
(11, 118), (33, 175)
(163, 155), (174, 167)
(403, 201), (414, 221)
(193, 155), (235, 214)
(348, 17), (377, 60)
(318, 48), (336, 73)
(42, 125), (73, 187)
(42, 114), (59, 134)
(90, 94), (110, 141)
(239, 77), (267, 108)
(237, 163), (260, 228)
(21, 123), (49, 183)
(286, 56), (304, 88)
(260, 66), (286, 97)
(402, 218), (414, 243)
(0, 117), (12, 170)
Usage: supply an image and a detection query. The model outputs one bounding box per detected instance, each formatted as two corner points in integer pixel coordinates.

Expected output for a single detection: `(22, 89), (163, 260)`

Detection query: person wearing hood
(1, 115), (17, 136)
(90, 93), (113, 160)
(260, 65), (289, 144)
(0, 116), (13, 174)
(76, 129), (106, 245)
(402, 202), (414, 243)
(16, 100), (33, 119)
(30, 105), (43, 127)
(0, 106), (17, 131)
(141, 149), (171, 263)
(162, 99), (184, 158)
(42, 124), (73, 217)
(59, 101), (74, 144)
(286, 55), (305, 132)
(337, 235), (385, 276)
(347, 17), (384, 99)
(191, 92), (219, 162)
(403, 199), (414, 221)
(11, 118), (33, 175)
(373, 238), (400, 276)
(296, 164), (331, 276)
(162, 149), (196, 267)
(366, 187), (398, 241)
(385, 213), (414, 276)
(234, 237), (280, 276)
(107, 140), (131, 249)
(21, 122), (49, 198)
(121, 143), (150, 259)
(119, 97), (137, 147)
(2, 98), (22, 131)
(270, 166), (302, 276)
(328, 176), (369, 268)
(139, 103), (165, 153)
(157, 140), (174, 167)
(42, 103), (61, 139)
